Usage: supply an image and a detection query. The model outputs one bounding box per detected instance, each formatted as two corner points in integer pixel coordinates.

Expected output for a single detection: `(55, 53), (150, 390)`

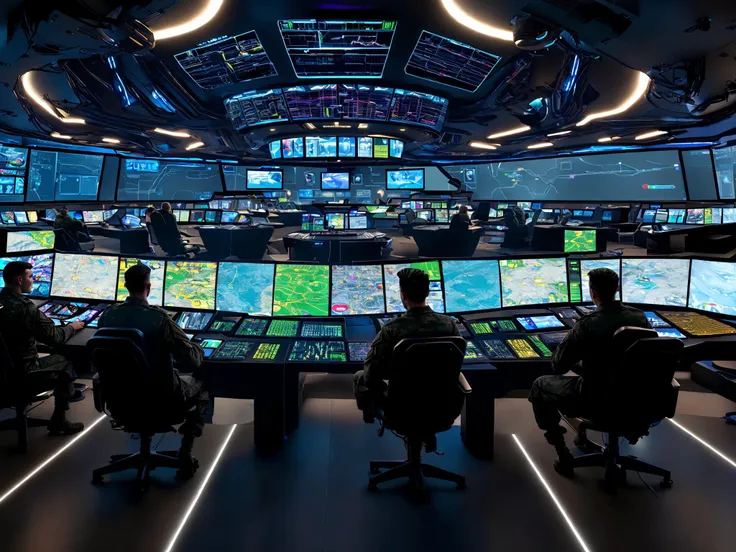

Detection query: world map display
(621, 259), (689, 306)
(500, 258), (569, 307)
(273, 264), (329, 316)
(6, 231), (55, 253)
(580, 259), (621, 302)
(51, 253), (118, 301)
(116, 257), (165, 306)
(688, 260), (736, 316)
(442, 260), (501, 313)
(164, 261), (217, 310)
(216, 262), (274, 315)
(330, 264), (385, 315)
(384, 261), (444, 313)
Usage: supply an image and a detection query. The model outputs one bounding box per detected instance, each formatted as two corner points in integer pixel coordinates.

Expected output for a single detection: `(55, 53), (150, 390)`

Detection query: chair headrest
(87, 327), (145, 350)
(393, 336), (466, 363)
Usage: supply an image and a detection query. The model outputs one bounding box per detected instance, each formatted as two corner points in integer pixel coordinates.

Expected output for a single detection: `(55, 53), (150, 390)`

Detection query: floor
(0, 375), (735, 552)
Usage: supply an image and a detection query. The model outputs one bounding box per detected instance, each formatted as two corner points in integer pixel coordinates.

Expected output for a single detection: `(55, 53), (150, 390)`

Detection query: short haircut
(2, 261), (33, 285)
(161, 202), (172, 213)
(124, 263), (151, 293)
(588, 267), (619, 302)
(145, 206), (155, 215)
(397, 268), (430, 303)
(459, 205), (469, 214)
(59, 207), (69, 215)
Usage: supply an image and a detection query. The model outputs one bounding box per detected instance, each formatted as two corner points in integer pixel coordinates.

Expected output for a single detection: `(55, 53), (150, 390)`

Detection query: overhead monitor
(389, 89), (448, 130)
(321, 172), (350, 191)
(51, 253), (118, 301)
(714, 144), (736, 200)
(405, 30), (501, 92)
(224, 88), (289, 130)
(621, 258), (689, 307)
(175, 31), (276, 89)
(164, 261), (218, 310)
(269, 142), (282, 159)
(686, 209), (704, 224)
(305, 136), (337, 158)
(688, 259), (736, 316)
(278, 20), (396, 78)
(564, 230), (596, 253)
(386, 169), (425, 190)
(27, 150), (103, 202)
(284, 85), (340, 120)
(0, 253), (53, 297)
(579, 259), (621, 302)
(118, 159), (223, 201)
(246, 169), (283, 190)
(384, 261), (444, 313)
(338, 84), (393, 120)
(117, 258), (165, 306)
(273, 264), (330, 316)
(389, 139), (404, 158)
(6, 230), (55, 253)
(499, 258), (569, 307)
(0, 145), (28, 203)
(325, 213), (346, 229)
(338, 137), (356, 157)
(348, 214), (368, 229)
(216, 262), (274, 315)
(282, 137), (304, 159)
(681, 149), (718, 200)
(373, 138), (389, 159)
(330, 264), (385, 315)
(442, 260), (501, 313)
(357, 137), (373, 158)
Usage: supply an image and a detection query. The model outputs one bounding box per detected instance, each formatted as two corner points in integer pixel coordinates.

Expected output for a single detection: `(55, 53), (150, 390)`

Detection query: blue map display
(580, 259), (621, 302)
(216, 262), (274, 315)
(500, 258), (569, 307)
(688, 260), (736, 316)
(118, 159), (222, 201)
(442, 260), (501, 313)
(621, 259), (689, 307)
(386, 169), (424, 190)
(27, 150), (103, 202)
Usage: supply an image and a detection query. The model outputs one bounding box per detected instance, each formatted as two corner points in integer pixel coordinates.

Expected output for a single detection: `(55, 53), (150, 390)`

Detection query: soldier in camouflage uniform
(0, 261), (85, 434)
(98, 264), (210, 478)
(354, 268), (460, 421)
(53, 207), (93, 244)
(529, 268), (651, 477)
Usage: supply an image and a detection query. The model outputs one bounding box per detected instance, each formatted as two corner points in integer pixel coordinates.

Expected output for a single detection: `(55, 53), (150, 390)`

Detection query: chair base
(0, 408), (50, 453)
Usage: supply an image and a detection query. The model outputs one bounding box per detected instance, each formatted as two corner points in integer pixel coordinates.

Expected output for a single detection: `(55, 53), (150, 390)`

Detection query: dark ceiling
(1, 0), (735, 163)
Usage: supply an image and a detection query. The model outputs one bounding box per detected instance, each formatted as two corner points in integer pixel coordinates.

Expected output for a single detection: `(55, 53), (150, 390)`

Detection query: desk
(412, 225), (483, 257)
(283, 231), (390, 263)
(531, 225), (607, 253)
(645, 223), (736, 254)
(87, 225), (150, 254)
(272, 210), (306, 227)
(198, 225), (275, 260)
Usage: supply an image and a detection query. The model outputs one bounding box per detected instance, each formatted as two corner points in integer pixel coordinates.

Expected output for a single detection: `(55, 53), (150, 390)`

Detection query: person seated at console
(98, 264), (211, 477)
(449, 205), (471, 231)
(354, 268), (460, 448)
(0, 261), (85, 434)
(528, 268), (651, 476)
(54, 207), (93, 244)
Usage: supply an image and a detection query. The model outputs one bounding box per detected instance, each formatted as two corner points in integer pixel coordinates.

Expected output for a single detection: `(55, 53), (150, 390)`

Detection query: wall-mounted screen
(0, 145), (28, 203)
(681, 149), (717, 200)
(357, 137), (373, 158)
(305, 136), (337, 158)
(442, 260), (501, 313)
(246, 169), (283, 190)
(27, 150), (103, 202)
(6, 230), (55, 253)
(0, 254), (53, 297)
(224, 89), (289, 131)
(621, 258), (689, 307)
(216, 262), (274, 316)
(321, 172), (350, 190)
(338, 137), (356, 157)
(389, 89), (448, 130)
(330, 264), (385, 315)
(273, 264), (330, 316)
(688, 259), (736, 316)
(386, 169), (425, 190)
(384, 261), (444, 313)
(390, 139), (404, 158)
(284, 85), (340, 120)
(339, 84), (393, 120)
(499, 258), (569, 307)
(282, 137), (304, 159)
(118, 159), (223, 201)
(51, 253), (118, 301)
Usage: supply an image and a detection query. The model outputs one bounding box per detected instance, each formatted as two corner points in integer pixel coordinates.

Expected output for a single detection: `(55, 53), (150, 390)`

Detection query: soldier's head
(2, 261), (34, 294)
(588, 267), (619, 307)
(161, 202), (172, 213)
(125, 263), (152, 299)
(397, 268), (430, 309)
(459, 205), (468, 214)
(59, 207), (69, 217)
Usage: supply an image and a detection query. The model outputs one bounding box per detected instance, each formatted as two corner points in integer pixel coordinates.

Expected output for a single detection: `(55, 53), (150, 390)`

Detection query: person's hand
(70, 320), (85, 332)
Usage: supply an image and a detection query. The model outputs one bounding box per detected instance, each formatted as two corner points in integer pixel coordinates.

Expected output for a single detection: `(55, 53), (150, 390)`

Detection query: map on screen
(621, 258), (689, 307)
(384, 261), (444, 313)
(273, 264), (330, 316)
(500, 258), (569, 307)
(216, 262), (274, 315)
(0, 254), (53, 297)
(564, 230), (596, 253)
(330, 264), (385, 315)
(442, 260), (501, 313)
(6, 231), (55, 253)
(688, 260), (736, 316)
(164, 261), (217, 310)
(116, 258), (165, 306)
(580, 259), (621, 302)
(51, 253), (118, 301)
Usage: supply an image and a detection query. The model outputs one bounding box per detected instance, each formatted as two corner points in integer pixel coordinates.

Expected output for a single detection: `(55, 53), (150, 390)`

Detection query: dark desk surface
(286, 231), (387, 241)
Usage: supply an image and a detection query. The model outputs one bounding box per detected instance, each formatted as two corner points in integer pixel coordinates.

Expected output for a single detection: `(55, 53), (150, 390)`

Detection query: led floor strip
(163, 424), (238, 552)
(512, 434), (592, 552)
(0, 414), (107, 505)
(667, 418), (736, 469)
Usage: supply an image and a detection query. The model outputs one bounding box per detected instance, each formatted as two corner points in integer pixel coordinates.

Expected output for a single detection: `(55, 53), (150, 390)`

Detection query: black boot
(176, 433), (199, 480)
(47, 398), (84, 435)
(545, 426), (574, 478)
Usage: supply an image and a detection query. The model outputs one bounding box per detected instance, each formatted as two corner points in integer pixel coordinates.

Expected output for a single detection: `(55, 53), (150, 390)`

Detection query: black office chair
(563, 327), (682, 491)
(150, 211), (200, 257)
(53, 228), (94, 252)
(367, 336), (472, 494)
(87, 328), (193, 490)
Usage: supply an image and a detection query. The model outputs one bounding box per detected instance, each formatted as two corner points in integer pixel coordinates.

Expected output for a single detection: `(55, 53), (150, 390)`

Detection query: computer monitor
(583, 210), (593, 217)
(13, 211), (27, 224)
(216, 262), (274, 315)
(497, 203), (509, 210)
(1, 212), (16, 225)
(282, 137), (304, 158)
(602, 210), (613, 222)
(330, 264), (384, 315)
(6, 230), (55, 253)
(621, 258), (689, 306)
(723, 207), (736, 223)
(384, 261), (444, 313)
(442, 260), (501, 313)
(117, 258), (165, 306)
(531, 202), (543, 210)
(416, 210), (433, 222)
(499, 258), (569, 307)
(273, 264), (330, 316)
(642, 210), (656, 223)
(573, 210), (583, 217)
(711, 207), (723, 224)
(338, 137), (356, 157)
(357, 137), (373, 158)
(45, 209), (57, 221)
(191, 210), (205, 223)
(564, 230), (596, 253)
(580, 259), (621, 302)
(515, 315), (565, 331)
(325, 213), (346, 230)
(688, 259), (736, 316)
(83, 210), (105, 223)
(435, 209), (449, 223)
(389, 139), (403, 158)
(246, 169), (283, 190)
(51, 253), (118, 301)
(667, 208), (686, 223)
(654, 209), (668, 223)
(348, 214), (368, 229)
(205, 211), (217, 223)
(686, 209), (704, 224)
(27, 211), (38, 223)
(321, 172), (350, 191)
(164, 261), (218, 310)
(121, 215), (141, 228)
(386, 169), (425, 190)
(221, 211), (238, 224)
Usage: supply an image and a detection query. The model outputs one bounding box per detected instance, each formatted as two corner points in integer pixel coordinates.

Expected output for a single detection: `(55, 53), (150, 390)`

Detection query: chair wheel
(92, 473), (103, 484)
(660, 478), (673, 489)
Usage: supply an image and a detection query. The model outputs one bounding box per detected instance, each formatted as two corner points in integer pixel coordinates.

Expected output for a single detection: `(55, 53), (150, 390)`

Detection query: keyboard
(659, 312), (736, 337)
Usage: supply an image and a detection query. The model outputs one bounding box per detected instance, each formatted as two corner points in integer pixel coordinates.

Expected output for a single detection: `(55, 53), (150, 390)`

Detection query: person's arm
(551, 322), (586, 375)
(31, 305), (75, 346)
(362, 327), (393, 389)
(162, 315), (204, 368)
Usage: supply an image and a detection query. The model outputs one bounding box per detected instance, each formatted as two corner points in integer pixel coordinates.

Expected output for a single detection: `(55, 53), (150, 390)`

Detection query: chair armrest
(458, 373), (472, 394)
(92, 372), (105, 414)
(671, 378), (680, 390)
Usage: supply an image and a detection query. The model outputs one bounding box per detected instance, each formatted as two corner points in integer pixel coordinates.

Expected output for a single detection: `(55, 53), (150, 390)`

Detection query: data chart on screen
(51, 254), (118, 301)
(621, 258), (688, 307)
(500, 258), (569, 307)
(0, 254), (53, 297)
(273, 264), (330, 316)
(164, 261), (217, 310)
(330, 264), (385, 315)
(216, 262), (274, 315)
(442, 260), (501, 313)
(116, 258), (165, 306)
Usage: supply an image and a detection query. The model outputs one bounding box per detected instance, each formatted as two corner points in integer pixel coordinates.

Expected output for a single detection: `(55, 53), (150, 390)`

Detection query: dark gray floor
(1, 377), (736, 552)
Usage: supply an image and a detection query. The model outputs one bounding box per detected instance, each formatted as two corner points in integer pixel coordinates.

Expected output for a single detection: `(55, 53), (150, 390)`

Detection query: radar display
(389, 89), (448, 130)
(216, 262), (274, 315)
(116, 257), (165, 306)
(442, 260), (501, 313)
(51, 253), (118, 301)
(224, 89), (289, 130)
(164, 261), (217, 310)
(500, 258), (569, 307)
(621, 258), (688, 307)
(330, 264), (385, 315)
(273, 264), (330, 316)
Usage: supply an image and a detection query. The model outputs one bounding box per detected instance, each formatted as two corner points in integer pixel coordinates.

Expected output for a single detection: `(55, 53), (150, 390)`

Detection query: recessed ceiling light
(151, 0), (225, 41)
(469, 141), (498, 150)
(358, 123), (369, 129)
(22, 72), (85, 124)
(527, 142), (554, 149)
(440, 0), (514, 41)
(577, 72), (650, 127)
(487, 125), (531, 140)
(50, 132), (72, 140)
(185, 141), (205, 150)
(598, 136), (621, 143)
(547, 130), (572, 137)
(399, 128), (406, 132)
(102, 137), (120, 144)
(153, 128), (191, 138)
(304, 122), (317, 130)
(635, 130), (668, 140)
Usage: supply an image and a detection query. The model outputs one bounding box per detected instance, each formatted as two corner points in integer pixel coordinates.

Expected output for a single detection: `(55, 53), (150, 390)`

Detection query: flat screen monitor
(373, 138), (389, 159)
(1, 212), (16, 225)
(0, 253), (54, 297)
(682, 149), (718, 200)
(117, 258), (165, 306)
(416, 210), (433, 222)
(655, 209), (668, 223)
(51, 253), (118, 301)
(321, 172), (350, 191)
(442, 260), (501, 313)
(282, 137), (304, 158)
(118, 159), (222, 201)
(246, 169), (283, 190)
(325, 213), (346, 230)
(564, 230), (597, 253)
(357, 137), (373, 158)
(724, 207), (736, 223)
(531, 202), (543, 210)
(582, 210), (593, 217)
(273, 264), (330, 316)
(711, 207), (723, 224)
(305, 136), (337, 158)
(602, 210), (613, 222)
(223, 88), (288, 130)
(642, 210), (656, 223)
(216, 262), (274, 315)
(580, 259), (621, 302)
(6, 230), (55, 253)
(499, 258), (569, 307)
(204, 211), (217, 223)
(301, 214), (325, 231)
(435, 209), (449, 223)
(686, 209), (704, 224)
(573, 210), (583, 217)
(390, 139), (404, 158)
(384, 261), (444, 313)
(621, 258), (689, 307)
(386, 169), (424, 190)
(348, 214), (368, 229)
(0, 145), (28, 203)
(121, 215), (142, 228)
(174, 210), (190, 223)
(338, 137), (356, 157)
(656, 327), (687, 339)
(164, 261), (218, 310)
(389, 89), (448, 130)
(26, 150), (103, 202)
(221, 211), (238, 224)
(83, 210), (104, 223)
(330, 264), (385, 315)
(13, 211), (28, 224)
(27, 211), (38, 223)
(516, 315), (565, 331)
(688, 259), (736, 316)
(668, 208), (686, 223)
(269, 142), (282, 159)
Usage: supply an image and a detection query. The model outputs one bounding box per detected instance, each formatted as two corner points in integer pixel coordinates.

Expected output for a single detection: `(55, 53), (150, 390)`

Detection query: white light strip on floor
(163, 424), (238, 552)
(667, 419), (736, 469)
(0, 414), (107, 505)
(512, 434), (592, 552)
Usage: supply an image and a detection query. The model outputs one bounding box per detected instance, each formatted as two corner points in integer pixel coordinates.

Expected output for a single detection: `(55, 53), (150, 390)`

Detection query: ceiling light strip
(667, 419), (736, 469)
(186, 141), (205, 151)
(576, 72), (650, 127)
(469, 141), (497, 150)
(21, 72), (86, 125)
(50, 132), (72, 140)
(528, 142), (554, 149)
(102, 137), (120, 144)
(635, 130), (667, 140)
(547, 130), (572, 137)
(151, 0), (225, 41)
(440, 0), (514, 41)
(488, 125), (531, 140)
(512, 435), (593, 552)
(153, 128), (191, 138)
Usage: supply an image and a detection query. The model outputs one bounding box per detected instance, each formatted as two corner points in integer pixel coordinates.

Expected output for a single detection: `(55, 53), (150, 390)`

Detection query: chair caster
(92, 473), (104, 485)
(660, 478), (673, 489)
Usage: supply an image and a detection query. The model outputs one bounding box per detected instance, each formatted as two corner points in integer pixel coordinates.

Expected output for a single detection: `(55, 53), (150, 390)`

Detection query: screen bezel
(246, 169), (284, 190)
